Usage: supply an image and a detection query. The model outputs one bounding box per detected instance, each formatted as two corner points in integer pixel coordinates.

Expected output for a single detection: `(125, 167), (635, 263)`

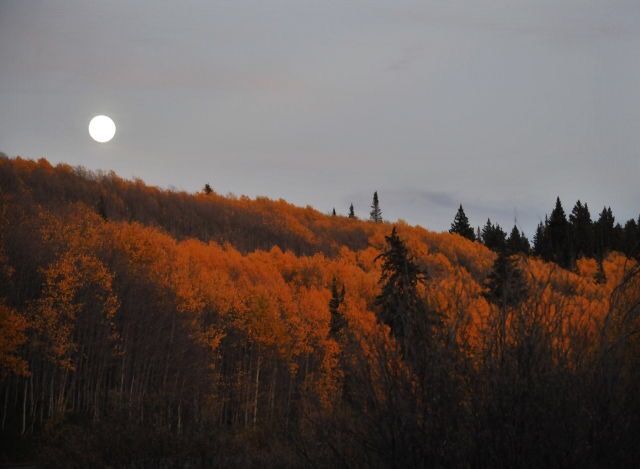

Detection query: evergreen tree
(533, 220), (547, 257)
(370, 191), (382, 223)
(481, 219), (506, 252)
(507, 225), (530, 255)
(348, 203), (356, 219)
(548, 197), (571, 267)
(375, 227), (437, 360)
(203, 183), (213, 195)
(623, 218), (640, 257)
(484, 248), (528, 309)
(449, 204), (475, 241)
(533, 215), (551, 260)
(595, 207), (615, 258)
(569, 200), (593, 259)
(328, 277), (347, 339)
(332, 208), (337, 217)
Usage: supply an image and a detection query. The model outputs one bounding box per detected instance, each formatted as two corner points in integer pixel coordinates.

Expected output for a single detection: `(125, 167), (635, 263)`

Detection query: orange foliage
(1, 155), (638, 456)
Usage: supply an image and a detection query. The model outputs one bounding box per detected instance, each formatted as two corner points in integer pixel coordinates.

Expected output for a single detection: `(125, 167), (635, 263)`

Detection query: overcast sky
(1, 0), (639, 235)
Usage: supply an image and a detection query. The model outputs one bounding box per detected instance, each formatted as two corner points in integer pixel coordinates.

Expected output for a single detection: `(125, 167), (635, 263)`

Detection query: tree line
(332, 190), (639, 272)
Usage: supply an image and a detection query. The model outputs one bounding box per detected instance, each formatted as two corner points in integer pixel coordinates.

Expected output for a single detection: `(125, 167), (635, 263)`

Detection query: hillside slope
(0, 155), (639, 466)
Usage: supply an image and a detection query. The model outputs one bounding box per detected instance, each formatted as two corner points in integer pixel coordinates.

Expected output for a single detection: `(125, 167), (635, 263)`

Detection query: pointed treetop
(370, 191), (382, 223)
(348, 203), (356, 219)
(481, 218), (507, 252)
(449, 204), (475, 241)
(507, 225), (530, 255)
(549, 196), (567, 225)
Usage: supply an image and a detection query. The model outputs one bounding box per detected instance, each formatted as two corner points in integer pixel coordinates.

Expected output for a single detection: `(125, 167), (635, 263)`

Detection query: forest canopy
(1, 155), (639, 467)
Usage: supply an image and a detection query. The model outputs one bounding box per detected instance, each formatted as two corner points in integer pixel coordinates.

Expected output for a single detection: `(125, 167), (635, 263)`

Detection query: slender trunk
(253, 351), (261, 426)
(21, 378), (27, 435)
(2, 382), (8, 431)
(244, 352), (251, 427)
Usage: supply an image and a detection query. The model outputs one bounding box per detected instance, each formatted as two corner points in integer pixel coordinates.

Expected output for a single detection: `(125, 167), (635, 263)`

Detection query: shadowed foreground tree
(374, 226), (438, 362)
(484, 248), (528, 309)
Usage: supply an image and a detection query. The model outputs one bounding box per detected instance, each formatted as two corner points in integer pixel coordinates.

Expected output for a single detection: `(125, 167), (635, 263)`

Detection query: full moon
(88, 115), (116, 143)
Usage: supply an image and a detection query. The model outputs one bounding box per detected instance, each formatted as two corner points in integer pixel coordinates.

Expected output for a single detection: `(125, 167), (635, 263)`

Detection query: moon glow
(89, 115), (116, 143)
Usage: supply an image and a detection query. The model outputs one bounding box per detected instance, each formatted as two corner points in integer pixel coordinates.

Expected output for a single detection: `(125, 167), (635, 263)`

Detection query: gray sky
(1, 0), (639, 236)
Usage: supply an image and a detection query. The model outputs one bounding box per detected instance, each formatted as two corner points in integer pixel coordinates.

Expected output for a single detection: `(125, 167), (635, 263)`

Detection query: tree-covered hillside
(1, 156), (639, 467)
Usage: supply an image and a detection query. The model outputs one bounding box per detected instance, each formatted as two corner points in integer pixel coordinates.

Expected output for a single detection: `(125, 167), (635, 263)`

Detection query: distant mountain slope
(0, 155), (492, 276)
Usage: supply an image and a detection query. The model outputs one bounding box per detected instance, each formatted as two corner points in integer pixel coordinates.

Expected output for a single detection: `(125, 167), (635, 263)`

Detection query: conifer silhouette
(348, 203), (356, 219)
(370, 191), (382, 223)
(449, 205), (475, 241)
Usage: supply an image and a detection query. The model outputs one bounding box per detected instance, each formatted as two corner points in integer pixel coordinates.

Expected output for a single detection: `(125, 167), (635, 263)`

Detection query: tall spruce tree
(332, 208), (337, 217)
(203, 183), (213, 195)
(449, 204), (475, 241)
(548, 197), (572, 267)
(375, 227), (437, 360)
(370, 191), (382, 223)
(595, 207), (615, 259)
(533, 218), (551, 258)
(348, 203), (356, 219)
(569, 200), (593, 259)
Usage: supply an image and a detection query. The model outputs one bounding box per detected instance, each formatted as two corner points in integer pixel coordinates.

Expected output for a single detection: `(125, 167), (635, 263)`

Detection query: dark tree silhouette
(348, 203), (356, 219)
(203, 183), (213, 194)
(507, 225), (530, 255)
(569, 200), (593, 259)
(548, 197), (571, 267)
(595, 207), (615, 259)
(481, 219), (506, 252)
(449, 204), (475, 241)
(623, 218), (639, 257)
(374, 227), (436, 360)
(332, 208), (337, 217)
(370, 191), (382, 223)
(533, 220), (546, 257)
